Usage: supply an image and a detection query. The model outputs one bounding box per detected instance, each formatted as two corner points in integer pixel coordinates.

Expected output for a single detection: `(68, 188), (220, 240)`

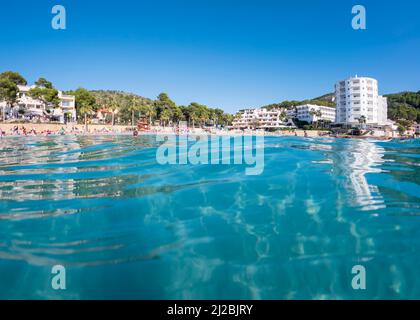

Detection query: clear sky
(1, 0), (419, 112)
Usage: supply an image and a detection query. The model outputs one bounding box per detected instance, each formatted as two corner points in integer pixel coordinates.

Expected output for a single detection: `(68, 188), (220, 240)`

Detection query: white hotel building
(335, 76), (388, 125)
(287, 104), (336, 124)
(232, 108), (286, 129)
(0, 85), (76, 123)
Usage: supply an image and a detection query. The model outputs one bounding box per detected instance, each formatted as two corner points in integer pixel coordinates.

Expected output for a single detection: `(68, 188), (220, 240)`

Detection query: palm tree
(140, 104), (156, 125)
(315, 110), (322, 128)
(357, 115), (367, 129)
(198, 105), (210, 127)
(187, 103), (200, 128)
(309, 109), (316, 128)
(160, 109), (171, 127)
(172, 106), (184, 125)
(251, 118), (260, 130)
(309, 109), (323, 128)
(124, 97), (143, 127)
(69, 88), (96, 131)
(78, 105), (92, 131)
(108, 101), (119, 126)
(280, 111), (287, 123)
(214, 108), (224, 127)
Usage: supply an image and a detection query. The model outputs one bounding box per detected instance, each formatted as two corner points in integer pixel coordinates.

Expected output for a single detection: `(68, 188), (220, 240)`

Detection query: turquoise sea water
(0, 135), (419, 300)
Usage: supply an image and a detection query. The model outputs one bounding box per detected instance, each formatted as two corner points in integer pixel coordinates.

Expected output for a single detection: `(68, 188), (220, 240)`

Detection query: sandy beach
(0, 122), (404, 140)
(0, 123), (132, 136)
(0, 123), (332, 137)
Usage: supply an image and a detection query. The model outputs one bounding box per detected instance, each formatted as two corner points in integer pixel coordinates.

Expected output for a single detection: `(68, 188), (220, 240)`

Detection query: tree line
(0, 71), (234, 127)
(68, 89), (234, 127)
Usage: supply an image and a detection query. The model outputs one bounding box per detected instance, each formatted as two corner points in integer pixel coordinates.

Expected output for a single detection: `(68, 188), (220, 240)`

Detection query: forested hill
(262, 93), (335, 110)
(89, 90), (153, 109)
(385, 91), (420, 122)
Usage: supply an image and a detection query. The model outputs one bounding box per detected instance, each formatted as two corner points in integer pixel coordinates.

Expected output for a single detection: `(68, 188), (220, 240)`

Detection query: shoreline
(0, 122), (410, 140)
(0, 122), (326, 137)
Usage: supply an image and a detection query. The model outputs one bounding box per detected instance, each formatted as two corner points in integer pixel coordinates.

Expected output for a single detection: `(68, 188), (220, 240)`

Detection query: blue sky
(1, 0), (419, 112)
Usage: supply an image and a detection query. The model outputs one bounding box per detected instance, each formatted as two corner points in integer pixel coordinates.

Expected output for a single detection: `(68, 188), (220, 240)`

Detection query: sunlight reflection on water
(0, 135), (419, 299)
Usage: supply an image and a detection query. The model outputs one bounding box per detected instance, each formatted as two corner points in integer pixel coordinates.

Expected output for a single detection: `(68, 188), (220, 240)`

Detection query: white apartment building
(335, 76), (388, 125)
(59, 92), (77, 123)
(287, 104), (336, 124)
(232, 108), (287, 129)
(1, 85), (76, 123)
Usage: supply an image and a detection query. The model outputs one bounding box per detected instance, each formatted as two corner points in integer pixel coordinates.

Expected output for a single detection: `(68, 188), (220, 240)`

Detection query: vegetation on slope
(261, 93), (336, 110)
(385, 91), (420, 123)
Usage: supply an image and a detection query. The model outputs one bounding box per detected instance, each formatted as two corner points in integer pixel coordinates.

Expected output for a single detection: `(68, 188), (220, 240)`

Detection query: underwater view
(0, 135), (419, 299)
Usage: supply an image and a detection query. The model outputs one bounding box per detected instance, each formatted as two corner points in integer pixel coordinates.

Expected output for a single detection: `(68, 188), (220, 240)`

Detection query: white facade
(232, 108), (286, 129)
(288, 104), (336, 124)
(377, 95), (388, 125)
(1, 85), (76, 123)
(335, 76), (388, 125)
(58, 92), (77, 123)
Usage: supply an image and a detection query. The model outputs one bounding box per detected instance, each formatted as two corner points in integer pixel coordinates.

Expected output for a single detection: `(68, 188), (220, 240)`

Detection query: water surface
(0, 135), (419, 299)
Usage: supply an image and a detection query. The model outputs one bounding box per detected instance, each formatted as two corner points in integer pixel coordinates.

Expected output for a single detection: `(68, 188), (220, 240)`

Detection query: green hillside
(385, 91), (420, 123)
(262, 93), (336, 110)
(261, 91), (420, 123)
(90, 90), (153, 108)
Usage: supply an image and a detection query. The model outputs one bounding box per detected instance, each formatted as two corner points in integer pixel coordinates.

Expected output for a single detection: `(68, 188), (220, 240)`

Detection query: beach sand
(0, 123), (131, 135)
(0, 123), (328, 136)
(0, 122), (400, 139)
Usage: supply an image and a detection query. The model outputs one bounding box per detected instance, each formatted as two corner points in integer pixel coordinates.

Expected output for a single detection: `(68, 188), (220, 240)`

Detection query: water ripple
(0, 135), (419, 299)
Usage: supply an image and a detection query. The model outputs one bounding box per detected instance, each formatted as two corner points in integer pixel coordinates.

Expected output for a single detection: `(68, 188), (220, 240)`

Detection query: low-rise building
(58, 92), (77, 123)
(232, 108), (287, 130)
(0, 85), (76, 123)
(287, 104), (336, 124)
